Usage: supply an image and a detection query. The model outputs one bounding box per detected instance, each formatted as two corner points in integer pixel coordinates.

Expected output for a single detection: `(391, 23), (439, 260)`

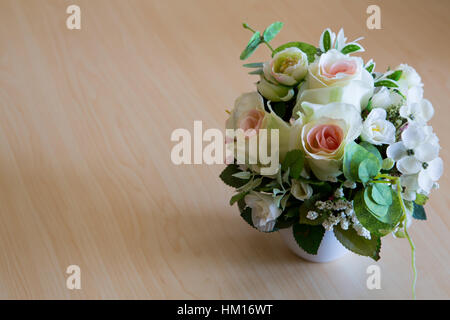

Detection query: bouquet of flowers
(219, 22), (443, 297)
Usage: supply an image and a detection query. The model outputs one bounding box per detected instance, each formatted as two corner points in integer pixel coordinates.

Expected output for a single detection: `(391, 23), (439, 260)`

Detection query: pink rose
(306, 124), (344, 154)
(239, 109), (265, 137)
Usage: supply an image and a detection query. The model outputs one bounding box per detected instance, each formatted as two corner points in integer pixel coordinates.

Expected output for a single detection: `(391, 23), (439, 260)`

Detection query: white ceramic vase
(279, 227), (349, 263)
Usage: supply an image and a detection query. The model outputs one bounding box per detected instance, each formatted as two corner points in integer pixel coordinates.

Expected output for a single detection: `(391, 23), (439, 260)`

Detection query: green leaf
(365, 62), (375, 73)
(414, 194), (429, 206)
(272, 42), (317, 63)
(240, 31), (261, 60)
(243, 62), (264, 68)
(333, 225), (381, 261)
(248, 69), (263, 75)
(240, 206), (256, 228)
(343, 142), (381, 183)
(292, 223), (325, 255)
(382, 158), (395, 170)
(263, 21), (283, 43)
(412, 203), (427, 220)
(374, 79), (399, 88)
(387, 70), (403, 81)
(358, 158), (380, 184)
(364, 187), (389, 218)
(237, 177), (263, 193)
(354, 189), (403, 235)
(299, 195), (325, 226)
(341, 43), (364, 55)
(322, 29), (331, 52)
(230, 191), (247, 205)
(219, 164), (248, 188)
(359, 141), (383, 165)
(371, 183), (393, 206)
(281, 149), (304, 179)
(231, 171), (251, 180)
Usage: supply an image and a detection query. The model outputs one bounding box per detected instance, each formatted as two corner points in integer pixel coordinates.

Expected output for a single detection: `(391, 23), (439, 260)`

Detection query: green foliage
(220, 164), (248, 188)
(240, 31), (261, 60)
(354, 188), (403, 236)
(272, 42), (317, 63)
(341, 43), (364, 54)
(263, 22), (284, 42)
(292, 223), (325, 255)
(237, 199), (255, 229)
(414, 194), (428, 206)
(334, 225), (381, 261)
(281, 149), (304, 179)
(371, 183), (393, 206)
(322, 29), (331, 52)
(275, 207), (297, 229)
(374, 79), (399, 88)
(232, 171), (251, 180)
(412, 203), (427, 220)
(243, 62), (264, 68)
(365, 62), (375, 73)
(343, 142), (381, 183)
(387, 70), (403, 81)
(382, 158), (395, 170)
(298, 195), (326, 226)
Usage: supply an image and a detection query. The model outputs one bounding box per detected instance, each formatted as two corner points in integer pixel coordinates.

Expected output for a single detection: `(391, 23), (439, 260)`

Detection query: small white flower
(361, 108), (396, 145)
(244, 192), (281, 232)
(387, 123), (443, 196)
(387, 123), (440, 175)
(353, 223), (371, 240)
(343, 180), (357, 189)
(399, 99), (434, 124)
(306, 211), (319, 220)
(371, 87), (403, 109)
(340, 219), (349, 230)
(334, 188), (344, 198)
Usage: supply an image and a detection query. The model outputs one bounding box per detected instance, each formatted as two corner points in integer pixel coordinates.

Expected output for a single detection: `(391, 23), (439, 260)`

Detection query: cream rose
(225, 92), (291, 170)
(293, 49), (374, 115)
(293, 102), (362, 181)
(263, 47), (309, 86)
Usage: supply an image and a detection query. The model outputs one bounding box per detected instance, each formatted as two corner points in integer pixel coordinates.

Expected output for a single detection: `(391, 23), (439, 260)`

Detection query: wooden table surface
(0, 0), (449, 299)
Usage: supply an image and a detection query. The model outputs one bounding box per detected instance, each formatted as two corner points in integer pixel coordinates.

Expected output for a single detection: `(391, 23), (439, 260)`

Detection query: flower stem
(242, 23), (274, 54)
(395, 178), (417, 300)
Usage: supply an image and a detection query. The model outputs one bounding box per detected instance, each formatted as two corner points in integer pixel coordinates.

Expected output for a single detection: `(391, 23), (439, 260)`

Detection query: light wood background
(0, 0), (448, 299)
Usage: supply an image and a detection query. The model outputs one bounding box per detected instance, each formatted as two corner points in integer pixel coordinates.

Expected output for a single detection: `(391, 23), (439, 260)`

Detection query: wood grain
(0, 0), (448, 299)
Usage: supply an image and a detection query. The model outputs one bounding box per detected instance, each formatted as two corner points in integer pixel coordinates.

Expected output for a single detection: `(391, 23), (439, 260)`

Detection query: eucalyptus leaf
(371, 183), (393, 206)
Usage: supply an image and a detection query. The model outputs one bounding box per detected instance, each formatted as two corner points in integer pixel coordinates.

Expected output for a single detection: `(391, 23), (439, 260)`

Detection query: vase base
(279, 227), (349, 263)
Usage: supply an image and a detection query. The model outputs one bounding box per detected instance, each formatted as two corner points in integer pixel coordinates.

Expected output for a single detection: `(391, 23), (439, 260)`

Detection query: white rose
(244, 192), (281, 232)
(293, 102), (362, 181)
(263, 47), (309, 86)
(361, 108), (396, 145)
(294, 49), (374, 114)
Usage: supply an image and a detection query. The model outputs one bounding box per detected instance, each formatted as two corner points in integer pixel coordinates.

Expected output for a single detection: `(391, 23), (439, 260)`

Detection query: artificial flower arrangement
(219, 22), (443, 297)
